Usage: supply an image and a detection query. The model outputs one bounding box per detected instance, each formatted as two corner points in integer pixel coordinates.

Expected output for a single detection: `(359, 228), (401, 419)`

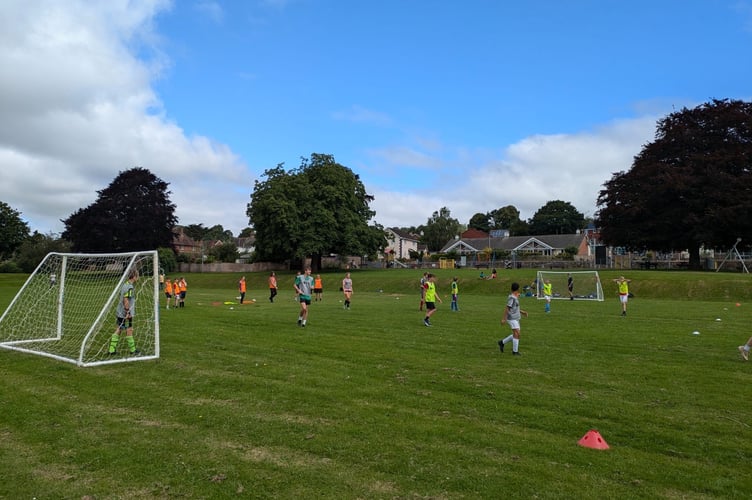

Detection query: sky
(1, 0), (751, 237)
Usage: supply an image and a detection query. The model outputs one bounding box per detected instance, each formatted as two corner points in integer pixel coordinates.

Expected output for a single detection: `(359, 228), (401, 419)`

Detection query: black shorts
(314, 288), (323, 293)
(116, 317), (132, 329)
(426, 302), (436, 310)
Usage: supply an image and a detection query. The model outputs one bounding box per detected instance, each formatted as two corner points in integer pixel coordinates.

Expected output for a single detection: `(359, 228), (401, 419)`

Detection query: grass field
(1, 268), (751, 499)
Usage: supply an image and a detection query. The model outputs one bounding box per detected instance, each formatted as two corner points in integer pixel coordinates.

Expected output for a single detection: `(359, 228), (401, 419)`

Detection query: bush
(158, 247), (178, 273)
(0, 261), (22, 273)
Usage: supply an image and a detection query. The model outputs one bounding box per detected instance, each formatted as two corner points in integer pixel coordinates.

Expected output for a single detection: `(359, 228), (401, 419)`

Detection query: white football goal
(536, 270), (604, 301)
(0, 251), (160, 367)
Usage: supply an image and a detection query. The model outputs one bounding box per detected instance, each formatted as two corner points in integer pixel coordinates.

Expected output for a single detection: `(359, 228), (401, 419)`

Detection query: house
(440, 232), (591, 262)
(385, 228), (421, 260)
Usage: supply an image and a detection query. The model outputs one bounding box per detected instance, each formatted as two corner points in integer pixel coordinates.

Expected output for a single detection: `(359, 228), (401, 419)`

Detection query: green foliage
(0, 201), (30, 260)
(490, 205), (526, 232)
(182, 223), (234, 241)
(61, 167), (178, 252)
(12, 232), (71, 273)
(468, 212), (491, 232)
(421, 206), (461, 251)
(209, 241), (239, 263)
(597, 99), (752, 269)
(528, 200), (585, 235)
(157, 247), (178, 273)
(1, 269), (752, 497)
(246, 154), (386, 268)
(0, 260), (22, 273)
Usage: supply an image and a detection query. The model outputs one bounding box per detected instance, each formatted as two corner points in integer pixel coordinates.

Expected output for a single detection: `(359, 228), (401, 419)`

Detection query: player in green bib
(422, 273), (443, 326)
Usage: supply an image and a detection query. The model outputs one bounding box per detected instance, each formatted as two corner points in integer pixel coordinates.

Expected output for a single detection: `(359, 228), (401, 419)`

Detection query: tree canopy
(0, 201), (31, 260)
(421, 207), (461, 252)
(246, 154), (386, 270)
(62, 167), (178, 253)
(182, 223), (234, 242)
(596, 99), (752, 269)
(528, 200), (585, 235)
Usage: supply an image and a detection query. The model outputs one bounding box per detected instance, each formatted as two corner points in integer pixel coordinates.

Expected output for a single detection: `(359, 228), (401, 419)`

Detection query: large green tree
(528, 200), (584, 235)
(421, 207), (461, 252)
(490, 205), (529, 235)
(468, 212), (491, 232)
(0, 201), (30, 260)
(596, 99), (752, 269)
(62, 167), (178, 252)
(246, 154), (386, 270)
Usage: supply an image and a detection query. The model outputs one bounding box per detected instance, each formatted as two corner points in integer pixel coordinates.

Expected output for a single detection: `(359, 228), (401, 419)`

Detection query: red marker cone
(577, 429), (609, 450)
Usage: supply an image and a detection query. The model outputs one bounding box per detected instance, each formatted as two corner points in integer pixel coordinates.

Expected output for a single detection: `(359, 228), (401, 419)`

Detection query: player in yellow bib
(614, 276), (631, 316)
(422, 273), (442, 326)
(542, 280), (552, 313)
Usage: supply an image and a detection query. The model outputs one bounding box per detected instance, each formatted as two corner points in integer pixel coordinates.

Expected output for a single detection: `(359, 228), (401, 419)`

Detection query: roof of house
(441, 233), (587, 253)
(387, 227), (420, 242)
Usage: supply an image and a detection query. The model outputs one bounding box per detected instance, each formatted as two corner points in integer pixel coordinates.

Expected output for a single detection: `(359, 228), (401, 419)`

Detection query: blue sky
(1, 0), (750, 236)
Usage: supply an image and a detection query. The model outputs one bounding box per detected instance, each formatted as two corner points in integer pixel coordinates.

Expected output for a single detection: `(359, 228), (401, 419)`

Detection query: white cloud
(0, 0), (252, 235)
(369, 116), (659, 228)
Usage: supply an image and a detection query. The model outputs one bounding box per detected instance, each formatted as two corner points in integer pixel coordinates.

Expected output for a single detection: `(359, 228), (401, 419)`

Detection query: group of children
(418, 272), (637, 357)
(162, 276), (187, 309)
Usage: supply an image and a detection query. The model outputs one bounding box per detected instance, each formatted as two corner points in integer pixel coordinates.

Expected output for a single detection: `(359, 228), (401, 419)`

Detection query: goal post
(0, 251), (160, 367)
(536, 270), (604, 301)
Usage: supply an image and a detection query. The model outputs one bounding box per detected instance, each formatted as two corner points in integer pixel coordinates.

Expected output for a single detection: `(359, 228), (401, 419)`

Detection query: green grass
(1, 268), (752, 498)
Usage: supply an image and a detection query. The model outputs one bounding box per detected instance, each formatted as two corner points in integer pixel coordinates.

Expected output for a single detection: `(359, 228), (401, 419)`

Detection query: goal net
(0, 251), (160, 367)
(536, 270), (604, 301)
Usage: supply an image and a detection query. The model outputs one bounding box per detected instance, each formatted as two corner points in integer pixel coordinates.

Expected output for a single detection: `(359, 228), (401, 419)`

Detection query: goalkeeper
(109, 270), (140, 355)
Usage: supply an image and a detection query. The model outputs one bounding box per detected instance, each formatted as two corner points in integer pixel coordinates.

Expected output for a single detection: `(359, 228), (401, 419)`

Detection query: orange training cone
(577, 429), (610, 450)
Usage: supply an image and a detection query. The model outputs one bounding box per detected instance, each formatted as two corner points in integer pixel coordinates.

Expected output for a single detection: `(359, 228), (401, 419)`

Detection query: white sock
(512, 338), (519, 352)
(745, 345), (750, 353)
(503, 334), (513, 344)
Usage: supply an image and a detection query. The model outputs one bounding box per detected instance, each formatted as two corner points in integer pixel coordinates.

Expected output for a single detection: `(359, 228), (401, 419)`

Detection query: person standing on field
(294, 267), (314, 327)
(268, 272), (278, 303)
(177, 277), (187, 308)
(567, 273), (574, 300)
(613, 276), (631, 316)
(164, 278), (173, 309)
(450, 276), (459, 311)
(422, 273), (442, 326)
(543, 279), (552, 313)
(238, 276), (247, 304)
(314, 274), (323, 301)
(342, 272), (353, 309)
(109, 270), (140, 356)
(498, 282), (528, 356)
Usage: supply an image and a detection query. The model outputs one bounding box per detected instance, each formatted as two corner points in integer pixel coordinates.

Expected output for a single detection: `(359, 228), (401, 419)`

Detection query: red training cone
(577, 429), (610, 450)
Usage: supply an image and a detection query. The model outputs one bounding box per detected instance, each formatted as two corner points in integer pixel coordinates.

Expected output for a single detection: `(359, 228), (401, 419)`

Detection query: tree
(468, 212), (491, 232)
(13, 232), (70, 273)
(182, 223), (234, 242)
(528, 200), (585, 235)
(62, 167), (178, 253)
(246, 154), (386, 271)
(489, 205), (529, 235)
(421, 207), (461, 252)
(596, 99), (752, 269)
(0, 201), (30, 260)
(209, 241), (239, 263)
